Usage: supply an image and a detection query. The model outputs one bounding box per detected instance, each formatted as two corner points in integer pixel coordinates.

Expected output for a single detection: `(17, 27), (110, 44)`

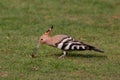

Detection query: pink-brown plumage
(39, 34), (68, 47)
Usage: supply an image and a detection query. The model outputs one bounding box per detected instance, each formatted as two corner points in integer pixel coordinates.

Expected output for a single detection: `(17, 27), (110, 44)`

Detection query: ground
(0, 0), (120, 80)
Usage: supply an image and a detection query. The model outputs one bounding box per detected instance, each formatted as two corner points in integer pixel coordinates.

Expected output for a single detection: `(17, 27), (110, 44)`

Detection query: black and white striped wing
(55, 37), (87, 51)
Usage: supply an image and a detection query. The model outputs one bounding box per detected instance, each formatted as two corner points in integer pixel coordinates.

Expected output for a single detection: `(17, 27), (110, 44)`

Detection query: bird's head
(30, 26), (53, 58)
(39, 25), (53, 44)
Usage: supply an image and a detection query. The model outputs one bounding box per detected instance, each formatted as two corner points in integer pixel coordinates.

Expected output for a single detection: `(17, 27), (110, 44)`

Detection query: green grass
(0, 0), (120, 80)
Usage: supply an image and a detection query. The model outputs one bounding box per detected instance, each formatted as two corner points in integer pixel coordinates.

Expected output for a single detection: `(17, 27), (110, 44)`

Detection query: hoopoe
(31, 26), (104, 58)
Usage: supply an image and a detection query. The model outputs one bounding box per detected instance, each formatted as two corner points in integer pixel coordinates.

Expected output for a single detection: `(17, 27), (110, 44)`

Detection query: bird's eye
(41, 39), (43, 40)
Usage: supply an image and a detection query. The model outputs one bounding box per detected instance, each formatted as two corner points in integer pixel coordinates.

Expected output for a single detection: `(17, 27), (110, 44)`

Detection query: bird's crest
(44, 25), (53, 35)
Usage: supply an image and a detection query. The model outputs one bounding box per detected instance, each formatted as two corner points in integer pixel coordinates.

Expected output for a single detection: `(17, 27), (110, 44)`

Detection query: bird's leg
(58, 51), (67, 59)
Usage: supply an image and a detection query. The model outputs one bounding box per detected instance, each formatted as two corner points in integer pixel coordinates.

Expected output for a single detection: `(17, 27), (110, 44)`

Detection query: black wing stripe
(56, 37), (73, 49)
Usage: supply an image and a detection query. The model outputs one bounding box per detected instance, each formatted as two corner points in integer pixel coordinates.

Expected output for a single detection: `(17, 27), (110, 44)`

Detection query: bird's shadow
(54, 53), (107, 58)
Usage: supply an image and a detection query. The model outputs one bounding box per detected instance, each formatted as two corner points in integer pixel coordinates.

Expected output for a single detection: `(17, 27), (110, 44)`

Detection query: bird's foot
(58, 54), (66, 59)
(58, 51), (67, 59)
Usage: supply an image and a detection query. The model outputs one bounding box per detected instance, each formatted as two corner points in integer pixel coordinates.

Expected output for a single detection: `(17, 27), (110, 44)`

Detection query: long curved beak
(31, 43), (40, 58)
(36, 43), (40, 49)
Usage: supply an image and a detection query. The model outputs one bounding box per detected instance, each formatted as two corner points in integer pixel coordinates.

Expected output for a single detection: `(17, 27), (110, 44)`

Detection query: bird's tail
(87, 45), (104, 53)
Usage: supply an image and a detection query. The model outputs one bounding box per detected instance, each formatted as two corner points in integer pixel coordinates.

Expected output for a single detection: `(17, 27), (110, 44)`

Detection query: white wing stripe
(57, 37), (72, 49)
(64, 43), (72, 50)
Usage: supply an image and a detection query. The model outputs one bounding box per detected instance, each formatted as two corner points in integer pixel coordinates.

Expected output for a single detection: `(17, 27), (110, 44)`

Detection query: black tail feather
(92, 48), (104, 53)
(87, 45), (104, 53)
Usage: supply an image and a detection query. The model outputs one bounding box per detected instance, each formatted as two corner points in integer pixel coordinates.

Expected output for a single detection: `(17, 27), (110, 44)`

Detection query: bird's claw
(58, 55), (66, 59)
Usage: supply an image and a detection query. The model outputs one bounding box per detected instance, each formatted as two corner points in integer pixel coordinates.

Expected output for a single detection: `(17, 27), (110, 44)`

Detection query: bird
(31, 26), (104, 58)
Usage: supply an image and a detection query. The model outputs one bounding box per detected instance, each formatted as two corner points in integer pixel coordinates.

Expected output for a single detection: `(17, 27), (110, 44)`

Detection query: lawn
(0, 0), (120, 80)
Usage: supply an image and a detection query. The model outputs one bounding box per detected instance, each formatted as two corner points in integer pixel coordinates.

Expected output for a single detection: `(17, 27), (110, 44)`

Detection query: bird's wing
(55, 36), (86, 50)
(62, 40), (87, 51)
